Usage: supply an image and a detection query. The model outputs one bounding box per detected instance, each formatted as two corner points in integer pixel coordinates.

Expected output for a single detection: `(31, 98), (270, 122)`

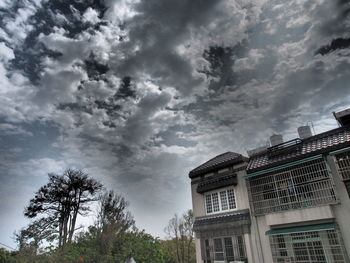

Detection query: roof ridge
(189, 151), (244, 178)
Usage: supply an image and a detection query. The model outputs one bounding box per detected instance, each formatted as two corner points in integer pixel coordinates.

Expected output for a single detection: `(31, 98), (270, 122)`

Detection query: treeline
(0, 169), (195, 263)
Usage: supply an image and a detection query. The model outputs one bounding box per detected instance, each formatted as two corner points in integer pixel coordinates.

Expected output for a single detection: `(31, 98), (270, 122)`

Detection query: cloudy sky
(1, 0), (350, 248)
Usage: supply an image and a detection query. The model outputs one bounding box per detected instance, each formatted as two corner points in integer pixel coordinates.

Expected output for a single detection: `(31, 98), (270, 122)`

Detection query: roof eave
(189, 155), (248, 178)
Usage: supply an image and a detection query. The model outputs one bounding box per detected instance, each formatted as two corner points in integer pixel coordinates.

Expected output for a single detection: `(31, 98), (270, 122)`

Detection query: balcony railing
(247, 158), (337, 215)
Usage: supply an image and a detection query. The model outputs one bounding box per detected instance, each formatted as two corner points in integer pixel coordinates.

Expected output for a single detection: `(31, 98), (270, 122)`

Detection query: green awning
(329, 147), (350, 156)
(245, 155), (323, 179)
(266, 223), (336, 236)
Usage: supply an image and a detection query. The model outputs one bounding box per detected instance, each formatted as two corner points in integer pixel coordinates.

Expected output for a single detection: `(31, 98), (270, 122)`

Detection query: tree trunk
(68, 191), (81, 242)
(58, 216), (63, 248)
(186, 236), (193, 263)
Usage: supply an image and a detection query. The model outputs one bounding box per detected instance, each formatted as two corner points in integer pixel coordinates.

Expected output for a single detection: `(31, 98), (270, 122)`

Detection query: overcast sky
(1, 0), (350, 248)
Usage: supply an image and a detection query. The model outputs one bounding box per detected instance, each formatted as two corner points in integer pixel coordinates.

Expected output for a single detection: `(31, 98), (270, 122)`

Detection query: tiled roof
(193, 209), (250, 228)
(247, 125), (350, 173)
(189, 152), (246, 178)
(194, 209), (250, 227)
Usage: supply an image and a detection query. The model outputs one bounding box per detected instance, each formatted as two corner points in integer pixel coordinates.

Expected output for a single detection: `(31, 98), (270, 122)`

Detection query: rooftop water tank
(270, 134), (283, 146)
(298, 125), (312, 139)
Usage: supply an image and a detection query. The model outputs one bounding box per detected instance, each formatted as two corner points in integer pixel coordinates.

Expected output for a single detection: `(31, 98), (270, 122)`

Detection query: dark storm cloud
(110, 0), (255, 95)
(1, 0), (350, 248)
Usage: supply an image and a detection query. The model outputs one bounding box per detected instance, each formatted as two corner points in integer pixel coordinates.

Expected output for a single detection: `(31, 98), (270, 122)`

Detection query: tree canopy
(23, 169), (103, 248)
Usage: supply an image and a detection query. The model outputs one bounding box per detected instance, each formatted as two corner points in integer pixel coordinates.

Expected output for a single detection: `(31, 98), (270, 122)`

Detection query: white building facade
(189, 110), (350, 263)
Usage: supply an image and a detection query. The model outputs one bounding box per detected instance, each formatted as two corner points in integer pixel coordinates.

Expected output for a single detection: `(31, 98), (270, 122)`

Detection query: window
(202, 236), (247, 262)
(204, 239), (211, 263)
(334, 150), (350, 197)
(224, 237), (234, 261)
(214, 238), (224, 261)
(205, 188), (236, 214)
(269, 227), (347, 263)
(247, 158), (337, 215)
(206, 195), (213, 214)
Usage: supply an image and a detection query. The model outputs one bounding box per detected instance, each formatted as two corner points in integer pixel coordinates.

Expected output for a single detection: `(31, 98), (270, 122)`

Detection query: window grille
(220, 191), (228, 210)
(247, 158), (337, 215)
(212, 193), (220, 212)
(269, 228), (347, 263)
(227, 189), (236, 210)
(202, 235), (247, 262)
(206, 195), (213, 214)
(334, 151), (350, 197)
(214, 238), (224, 261)
(334, 151), (350, 180)
(205, 188), (236, 215)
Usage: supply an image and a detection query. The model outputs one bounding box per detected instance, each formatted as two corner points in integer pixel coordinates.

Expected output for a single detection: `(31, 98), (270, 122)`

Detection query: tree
(113, 230), (164, 263)
(96, 190), (135, 255)
(164, 210), (195, 263)
(0, 248), (18, 263)
(23, 169), (103, 249)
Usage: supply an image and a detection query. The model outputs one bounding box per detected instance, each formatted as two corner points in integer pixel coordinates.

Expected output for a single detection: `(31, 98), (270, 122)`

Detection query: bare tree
(97, 190), (135, 254)
(24, 169), (103, 249)
(165, 210), (195, 263)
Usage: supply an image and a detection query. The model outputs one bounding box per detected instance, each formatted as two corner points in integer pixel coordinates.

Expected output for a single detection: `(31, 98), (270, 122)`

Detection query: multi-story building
(189, 152), (257, 263)
(189, 109), (350, 263)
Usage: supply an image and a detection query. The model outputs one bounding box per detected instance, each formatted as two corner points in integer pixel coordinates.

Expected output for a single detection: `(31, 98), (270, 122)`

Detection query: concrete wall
(191, 182), (206, 218)
(326, 155), (350, 259)
(234, 167), (250, 210)
(194, 237), (202, 263)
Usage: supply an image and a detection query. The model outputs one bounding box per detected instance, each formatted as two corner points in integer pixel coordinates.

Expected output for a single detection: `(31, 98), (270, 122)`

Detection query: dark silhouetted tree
(24, 169), (103, 249)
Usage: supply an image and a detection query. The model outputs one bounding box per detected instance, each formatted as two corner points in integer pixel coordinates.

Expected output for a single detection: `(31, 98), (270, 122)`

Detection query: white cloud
(233, 49), (265, 72)
(83, 7), (100, 24)
(0, 123), (33, 136)
(0, 42), (15, 62)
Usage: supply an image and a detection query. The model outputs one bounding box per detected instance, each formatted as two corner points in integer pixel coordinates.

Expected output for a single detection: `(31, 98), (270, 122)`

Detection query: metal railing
(334, 151), (350, 181)
(270, 229), (347, 263)
(247, 159), (337, 215)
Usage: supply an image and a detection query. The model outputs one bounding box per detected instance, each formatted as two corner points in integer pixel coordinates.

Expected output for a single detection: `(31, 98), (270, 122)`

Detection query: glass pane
(214, 238), (224, 261)
(206, 195), (213, 214)
(236, 235), (246, 259)
(212, 193), (220, 212)
(224, 237), (234, 260)
(205, 239), (211, 262)
(220, 191), (228, 210)
(227, 189), (236, 209)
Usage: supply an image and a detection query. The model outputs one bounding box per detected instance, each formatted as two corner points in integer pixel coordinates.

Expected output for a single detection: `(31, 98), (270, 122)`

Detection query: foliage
(164, 210), (195, 263)
(23, 169), (103, 249)
(12, 168), (195, 263)
(0, 248), (18, 263)
(97, 190), (135, 255)
(113, 231), (165, 263)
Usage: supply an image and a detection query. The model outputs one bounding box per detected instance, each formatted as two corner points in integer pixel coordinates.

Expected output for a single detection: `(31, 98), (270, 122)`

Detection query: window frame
(202, 235), (247, 263)
(204, 187), (237, 215)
